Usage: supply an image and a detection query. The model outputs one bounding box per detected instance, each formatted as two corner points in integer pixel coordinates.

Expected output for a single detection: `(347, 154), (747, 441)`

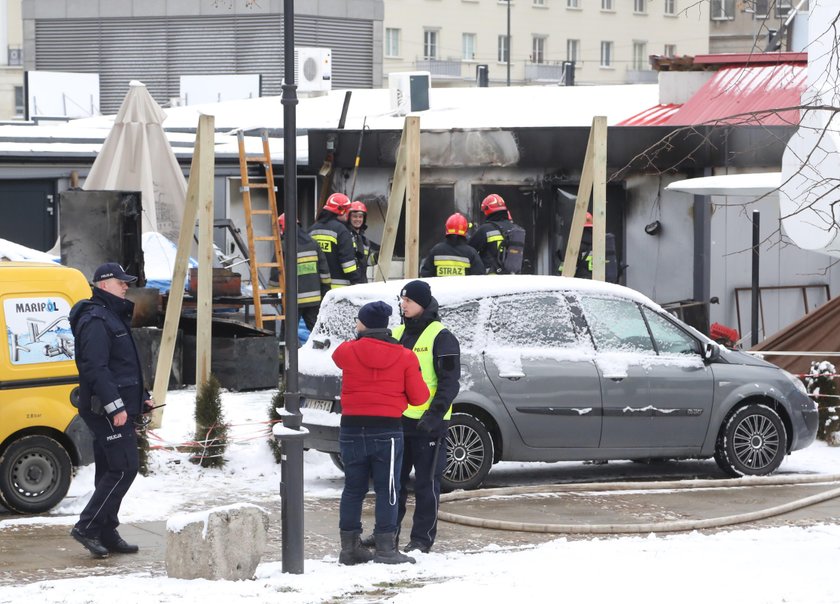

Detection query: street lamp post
(506, 0), (511, 86)
(279, 0), (305, 575)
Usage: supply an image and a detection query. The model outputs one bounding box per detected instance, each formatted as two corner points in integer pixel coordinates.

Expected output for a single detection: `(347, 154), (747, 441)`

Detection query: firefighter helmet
(278, 213), (286, 234)
(349, 201), (367, 214)
(584, 212), (593, 227)
(480, 194), (507, 216)
(324, 192), (351, 215)
(445, 212), (469, 236)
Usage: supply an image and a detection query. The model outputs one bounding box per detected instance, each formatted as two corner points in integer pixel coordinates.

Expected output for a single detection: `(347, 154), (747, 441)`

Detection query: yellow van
(0, 262), (93, 513)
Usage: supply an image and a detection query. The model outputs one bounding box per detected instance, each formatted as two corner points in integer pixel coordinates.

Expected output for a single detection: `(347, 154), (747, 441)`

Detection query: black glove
(417, 412), (444, 434)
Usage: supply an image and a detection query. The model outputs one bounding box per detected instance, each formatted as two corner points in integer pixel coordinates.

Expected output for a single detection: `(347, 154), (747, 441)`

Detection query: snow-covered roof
(0, 85), (659, 164)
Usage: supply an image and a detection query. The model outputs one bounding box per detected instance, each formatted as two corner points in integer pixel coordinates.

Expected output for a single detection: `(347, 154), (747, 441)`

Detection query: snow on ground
(2, 388), (840, 603)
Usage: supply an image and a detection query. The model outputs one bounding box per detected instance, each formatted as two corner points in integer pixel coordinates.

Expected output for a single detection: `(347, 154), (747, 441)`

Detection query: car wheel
(329, 452), (344, 472)
(715, 404), (787, 477)
(442, 413), (494, 492)
(0, 435), (72, 514)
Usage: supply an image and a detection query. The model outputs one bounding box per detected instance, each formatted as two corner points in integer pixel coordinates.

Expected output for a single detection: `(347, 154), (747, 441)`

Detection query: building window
(567, 38), (580, 63)
(532, 36), (546, 63)
(385, 28), (400, 57)
(423, 30), (439, 60)
(632, 41), (647, 70)
(566, 0), (579, 8)
(710, 0), (735, 20)
(634, 0), (646, 13)
(533, 0), (545, 6)
(463, 33), (476, 60)
(664, 0), (676, 15)
(498, 35), (510, 62)
(14, 86), (24, 117)
(775, 1), (794, 17)
(600, 41), (613, 67)
(664, 44), (677, 57)
(752, 0), (769, 17)
(601, 0), (614, 9)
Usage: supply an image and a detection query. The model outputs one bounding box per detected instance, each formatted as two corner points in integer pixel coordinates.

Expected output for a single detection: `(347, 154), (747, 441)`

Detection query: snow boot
(360, 533), (375, 548)
(373, 532), (416, 565)
(338, 530), (373, 565)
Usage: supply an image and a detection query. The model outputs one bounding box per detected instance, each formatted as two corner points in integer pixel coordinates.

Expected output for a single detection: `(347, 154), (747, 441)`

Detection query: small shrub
(136, 425), (151, 476)
(267, 390), (284, 465)
(191, 374), (229, 468)
(804, 360), (840, 444)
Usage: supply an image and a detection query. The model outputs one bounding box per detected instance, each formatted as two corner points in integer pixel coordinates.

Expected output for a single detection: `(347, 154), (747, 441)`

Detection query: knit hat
(357, 301), (392, 329)
(400, 280), (432, 308)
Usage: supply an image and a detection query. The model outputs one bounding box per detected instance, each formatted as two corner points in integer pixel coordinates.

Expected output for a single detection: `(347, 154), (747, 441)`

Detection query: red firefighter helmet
(349, 201), (367, 214)
(480, 194), (508, 216)
(584, 212), (593, 227)
(278, 213), (286, 234)
(324, 192), (351, 215)
(445, 213), (469, 236)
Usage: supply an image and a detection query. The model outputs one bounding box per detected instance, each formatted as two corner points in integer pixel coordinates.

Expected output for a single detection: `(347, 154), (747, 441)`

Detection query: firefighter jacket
(308, 212), (360, 288)
(420, 235), (485, 277)
(270, 229), (331, 307)
(468, 210), (519, 274)
(69, 287), (148, 420)
(333, 330), (429, 419)
(350, 225), (380, 284)
(392, 298), (460, 430)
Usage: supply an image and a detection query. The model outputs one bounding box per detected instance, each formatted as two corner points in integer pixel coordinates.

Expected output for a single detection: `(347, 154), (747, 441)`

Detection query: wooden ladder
(237, 130), (285, 329)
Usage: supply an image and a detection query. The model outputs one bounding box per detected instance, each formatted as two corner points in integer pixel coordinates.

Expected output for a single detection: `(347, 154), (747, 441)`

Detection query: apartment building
(709, 0), (808, 53)
(382, 0), (710, 86)
(0, 0), (22, 120)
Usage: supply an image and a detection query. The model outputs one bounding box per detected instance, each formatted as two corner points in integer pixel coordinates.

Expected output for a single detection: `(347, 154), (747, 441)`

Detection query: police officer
(347, 201), (380, 283)
(394, 280), (460, 554)
(468, 193), (523, 274)
(68, 263), (153, 558)
(309, 193), (362, 288)
(420, 213), (485, 277)
(270, 213), (331, 331)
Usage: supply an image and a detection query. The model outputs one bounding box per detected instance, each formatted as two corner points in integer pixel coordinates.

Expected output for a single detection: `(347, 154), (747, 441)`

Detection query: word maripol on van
(4, 297), (75, 364)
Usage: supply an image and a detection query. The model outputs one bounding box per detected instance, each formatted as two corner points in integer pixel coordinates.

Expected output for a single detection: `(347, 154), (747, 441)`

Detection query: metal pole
(506, 0), (511, 86)
(751, 210), (760, 347)
(280, 0), (304, 575)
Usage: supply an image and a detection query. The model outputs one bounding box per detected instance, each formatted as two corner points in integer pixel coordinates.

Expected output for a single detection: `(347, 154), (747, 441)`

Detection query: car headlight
(782, 369), (809, 397)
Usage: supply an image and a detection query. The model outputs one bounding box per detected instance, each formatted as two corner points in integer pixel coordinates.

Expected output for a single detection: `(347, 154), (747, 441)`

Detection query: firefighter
(270, 213), (331, 331)
(419, 213), (485, 277)
(468, 193), (525, 274)
(308, 193), (361, 288)
(347, 201), (380, 283)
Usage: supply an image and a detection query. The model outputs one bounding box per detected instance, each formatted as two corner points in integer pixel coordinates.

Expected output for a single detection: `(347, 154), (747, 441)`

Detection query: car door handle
(499, 372), (525, 381)
(605, 376), (625, 382)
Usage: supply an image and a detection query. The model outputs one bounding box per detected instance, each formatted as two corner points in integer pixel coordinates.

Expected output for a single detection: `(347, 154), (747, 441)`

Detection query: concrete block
(99, 0), (133, 18)
(165, 504), (269, 581)
(134, 0), (167, 16)
(33, 0), (67, 19)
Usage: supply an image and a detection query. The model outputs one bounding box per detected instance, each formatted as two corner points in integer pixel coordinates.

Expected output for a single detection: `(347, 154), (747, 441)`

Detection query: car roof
(325, 275), (657, 309)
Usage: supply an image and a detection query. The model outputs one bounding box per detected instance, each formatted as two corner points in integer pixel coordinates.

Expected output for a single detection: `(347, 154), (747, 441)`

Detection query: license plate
(305, 399), (334, 412)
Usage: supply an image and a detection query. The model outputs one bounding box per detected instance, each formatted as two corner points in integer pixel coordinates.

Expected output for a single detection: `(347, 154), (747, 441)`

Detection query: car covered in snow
(298, 276), (818, 491)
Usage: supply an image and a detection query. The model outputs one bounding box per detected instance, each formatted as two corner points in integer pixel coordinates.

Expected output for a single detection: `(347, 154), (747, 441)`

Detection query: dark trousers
(339, 426), (404, 534)
(300, 306), (319, 331)
(397, 432), (446, 549)
(75, 415), (139, 542)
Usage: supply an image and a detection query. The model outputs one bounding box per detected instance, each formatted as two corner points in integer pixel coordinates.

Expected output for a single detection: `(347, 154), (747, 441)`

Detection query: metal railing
(414, 58), (463, 78)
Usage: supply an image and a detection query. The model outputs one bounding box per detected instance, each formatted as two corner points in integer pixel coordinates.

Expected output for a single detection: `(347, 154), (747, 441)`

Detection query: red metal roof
(616, 62), (806, 127)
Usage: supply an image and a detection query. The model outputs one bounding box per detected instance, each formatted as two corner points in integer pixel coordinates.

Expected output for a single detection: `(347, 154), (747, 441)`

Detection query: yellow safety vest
(392, 321), (452, 420)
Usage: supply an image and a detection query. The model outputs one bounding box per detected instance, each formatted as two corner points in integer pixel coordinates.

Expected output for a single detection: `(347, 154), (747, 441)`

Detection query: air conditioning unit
(294, 47), (332, 92)
(388, 71), (431, 116)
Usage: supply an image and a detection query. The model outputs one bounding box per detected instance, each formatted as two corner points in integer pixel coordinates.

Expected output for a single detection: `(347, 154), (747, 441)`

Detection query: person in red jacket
(332, 300), (429, 566)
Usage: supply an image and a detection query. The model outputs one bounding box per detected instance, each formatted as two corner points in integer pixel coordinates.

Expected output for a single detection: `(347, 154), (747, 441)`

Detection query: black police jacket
(69, 288), (147, 419)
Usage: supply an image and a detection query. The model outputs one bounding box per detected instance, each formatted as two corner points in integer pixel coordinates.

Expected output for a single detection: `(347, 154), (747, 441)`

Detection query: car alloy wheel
(715, 404), (787, 477)
(442, 413), (494, 492)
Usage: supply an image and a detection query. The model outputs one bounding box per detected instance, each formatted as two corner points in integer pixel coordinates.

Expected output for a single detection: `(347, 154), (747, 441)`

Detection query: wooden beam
(591, 116), (608, 282)
(562, 122), (595, 278)
(403, 117), (421, 278)
(195, 114), (216, 387)
(375, 117), (416, 282)
(148, 116), (204, 429)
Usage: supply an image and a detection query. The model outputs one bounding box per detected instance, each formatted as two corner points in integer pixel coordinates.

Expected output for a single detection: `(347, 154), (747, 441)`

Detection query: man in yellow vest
(392, 279), (461, 554)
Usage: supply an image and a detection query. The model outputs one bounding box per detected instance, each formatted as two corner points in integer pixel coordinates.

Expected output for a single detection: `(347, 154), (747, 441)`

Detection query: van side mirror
(703, 341), (720, 362)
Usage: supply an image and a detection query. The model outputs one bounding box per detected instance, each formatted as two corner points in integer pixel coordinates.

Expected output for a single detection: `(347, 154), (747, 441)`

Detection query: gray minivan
(299, 276), (818, 491)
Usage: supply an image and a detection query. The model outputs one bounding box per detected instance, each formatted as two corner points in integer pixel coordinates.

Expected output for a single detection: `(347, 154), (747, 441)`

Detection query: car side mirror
(702, 341), (720, 362)
(312, 336), (331, 350)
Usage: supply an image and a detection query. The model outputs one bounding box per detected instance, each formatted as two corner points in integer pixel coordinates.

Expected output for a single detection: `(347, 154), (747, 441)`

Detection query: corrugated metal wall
(35, 14), (373, 114)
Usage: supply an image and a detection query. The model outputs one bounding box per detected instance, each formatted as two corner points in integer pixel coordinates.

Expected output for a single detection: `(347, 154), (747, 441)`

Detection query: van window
(642, 308), (700, 355)
(439, 300), (479, 349)
(579, 296), (655, 353)
(487, 293), (578, 348)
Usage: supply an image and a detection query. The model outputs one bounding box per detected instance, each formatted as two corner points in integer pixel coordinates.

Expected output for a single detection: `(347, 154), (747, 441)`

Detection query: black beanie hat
(357, 301), (392, 329)
(400, 280), (432, 308)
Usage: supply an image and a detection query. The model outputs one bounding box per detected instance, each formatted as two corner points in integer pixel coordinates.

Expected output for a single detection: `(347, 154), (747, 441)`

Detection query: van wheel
(0, 435), (72, 514)
(715, 405), (787, 477)
(442, 413), (494, 492)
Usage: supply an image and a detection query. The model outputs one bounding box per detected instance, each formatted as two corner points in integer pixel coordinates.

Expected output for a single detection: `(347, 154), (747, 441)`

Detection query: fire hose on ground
(438, 473), (840, 534)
